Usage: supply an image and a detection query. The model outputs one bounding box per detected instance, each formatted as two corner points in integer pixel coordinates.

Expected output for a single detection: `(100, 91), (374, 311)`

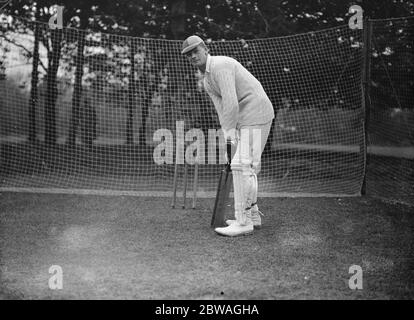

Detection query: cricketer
(181, 35), (275, 237)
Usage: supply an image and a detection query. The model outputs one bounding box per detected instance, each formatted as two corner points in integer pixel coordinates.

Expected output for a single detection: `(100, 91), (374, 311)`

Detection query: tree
(2, 0), (413, 152)
(170, 0), (186, 40)
(67, 4), (92, 147)
(2, 1), (66, 146)
(44, 27), (63, 145)
(126, 38), (137, 145)
(28, 3), (42, 142)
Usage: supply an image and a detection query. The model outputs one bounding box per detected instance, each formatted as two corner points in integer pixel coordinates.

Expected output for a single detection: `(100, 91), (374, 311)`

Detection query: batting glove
(222, 128), (238, 145)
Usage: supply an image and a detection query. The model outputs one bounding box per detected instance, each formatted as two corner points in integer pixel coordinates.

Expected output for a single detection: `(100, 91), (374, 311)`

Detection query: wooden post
(361, 17), (373, 195)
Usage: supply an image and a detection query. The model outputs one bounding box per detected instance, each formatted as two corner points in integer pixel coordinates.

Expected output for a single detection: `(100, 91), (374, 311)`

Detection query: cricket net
(366, 16), (414, 205)
(1, 15), (366, 197)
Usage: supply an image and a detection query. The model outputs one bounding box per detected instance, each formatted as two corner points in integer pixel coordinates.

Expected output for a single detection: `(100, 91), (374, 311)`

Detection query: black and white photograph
(0, 0), (413, 306)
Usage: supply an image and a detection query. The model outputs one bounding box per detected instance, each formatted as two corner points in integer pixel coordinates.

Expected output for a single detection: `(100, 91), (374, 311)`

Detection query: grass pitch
(0, 192), (413, 299)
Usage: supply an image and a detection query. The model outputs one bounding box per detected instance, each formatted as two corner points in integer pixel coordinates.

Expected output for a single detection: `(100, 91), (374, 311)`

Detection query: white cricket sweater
(203, 54), (275, 131)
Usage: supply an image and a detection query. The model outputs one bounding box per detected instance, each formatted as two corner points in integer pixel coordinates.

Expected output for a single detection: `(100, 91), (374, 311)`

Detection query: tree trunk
(170, 0), (186, 40)
(44, 28), (63, 146)
(138, 0), (187, 146)
(170, 0), (187, 91)
(139, 78), (152, 146)
(126, 39), (136, 145)
(68, 29), (86, 147)
(29, 9), (41, 143)
(139, 42), (167, 146)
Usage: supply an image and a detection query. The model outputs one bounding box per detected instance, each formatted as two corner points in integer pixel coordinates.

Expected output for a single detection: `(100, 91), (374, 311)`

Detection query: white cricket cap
(181, 35), (205, 55)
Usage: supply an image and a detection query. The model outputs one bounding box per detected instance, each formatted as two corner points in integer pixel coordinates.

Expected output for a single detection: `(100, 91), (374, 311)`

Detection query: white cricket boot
(215, 210), (254, 237)
(225, 204), (263, 228)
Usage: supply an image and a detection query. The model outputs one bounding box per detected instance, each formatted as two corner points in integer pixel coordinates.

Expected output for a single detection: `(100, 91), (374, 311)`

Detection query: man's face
(185, 45), (208, 69)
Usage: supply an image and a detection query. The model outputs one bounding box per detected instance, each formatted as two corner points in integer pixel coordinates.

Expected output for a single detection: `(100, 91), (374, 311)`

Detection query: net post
(361, 17), (373, 196)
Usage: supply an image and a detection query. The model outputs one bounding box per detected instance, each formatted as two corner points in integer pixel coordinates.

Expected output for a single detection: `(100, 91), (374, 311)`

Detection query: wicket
(171, 160), (199, 209)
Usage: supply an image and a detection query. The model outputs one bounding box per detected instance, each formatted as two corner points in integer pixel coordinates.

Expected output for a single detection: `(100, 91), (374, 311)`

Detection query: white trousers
(230, 121), (272, 220)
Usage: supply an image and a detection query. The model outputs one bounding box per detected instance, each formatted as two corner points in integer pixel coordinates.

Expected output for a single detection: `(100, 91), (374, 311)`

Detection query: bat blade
(211, 141), (234, 228)
(211, 165), (232, 228)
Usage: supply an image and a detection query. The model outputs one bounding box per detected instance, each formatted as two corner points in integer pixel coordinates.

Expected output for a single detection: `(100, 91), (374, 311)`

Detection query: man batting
(181, 35), (275, 237)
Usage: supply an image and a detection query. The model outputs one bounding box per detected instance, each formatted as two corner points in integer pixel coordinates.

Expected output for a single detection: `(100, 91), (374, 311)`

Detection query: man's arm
(214, 67), (239, 131)
(205, 85), (224, 125)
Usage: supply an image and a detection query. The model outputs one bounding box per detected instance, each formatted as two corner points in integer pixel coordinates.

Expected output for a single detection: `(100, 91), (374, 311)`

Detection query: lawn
(0, 192), (412, 299)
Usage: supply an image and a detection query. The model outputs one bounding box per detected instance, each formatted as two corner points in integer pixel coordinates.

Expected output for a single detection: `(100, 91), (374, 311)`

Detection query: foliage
(0, 0), (413, 145)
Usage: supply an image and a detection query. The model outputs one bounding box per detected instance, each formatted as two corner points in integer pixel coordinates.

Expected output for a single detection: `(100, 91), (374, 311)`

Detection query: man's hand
(222, 128), (237, 145)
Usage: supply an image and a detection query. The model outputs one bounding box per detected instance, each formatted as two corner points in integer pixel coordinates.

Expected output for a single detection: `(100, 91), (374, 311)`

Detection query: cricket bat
(211, 140), (234, 228)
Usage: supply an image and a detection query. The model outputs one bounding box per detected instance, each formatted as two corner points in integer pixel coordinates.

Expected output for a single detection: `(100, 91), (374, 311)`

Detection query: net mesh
(367, 16), (414, 205)
(1, 15), (367, 197)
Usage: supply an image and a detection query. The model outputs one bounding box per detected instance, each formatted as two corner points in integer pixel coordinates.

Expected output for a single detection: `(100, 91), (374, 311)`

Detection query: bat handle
(226, 140), (233, 165)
